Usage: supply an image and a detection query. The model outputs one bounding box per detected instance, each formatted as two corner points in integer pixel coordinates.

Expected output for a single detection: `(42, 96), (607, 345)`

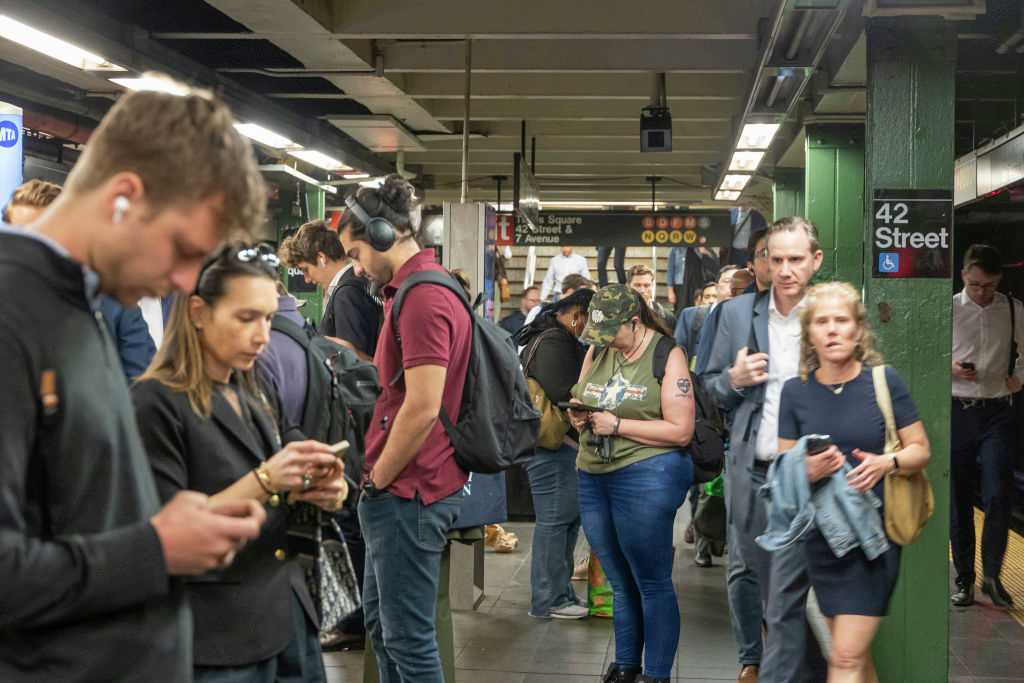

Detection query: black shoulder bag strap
(1009, 292), (1018, 379)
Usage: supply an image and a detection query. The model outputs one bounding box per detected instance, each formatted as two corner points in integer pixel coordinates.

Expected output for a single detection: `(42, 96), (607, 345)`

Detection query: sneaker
(572, 556), (589, 580)
(550, 603), (589, 620)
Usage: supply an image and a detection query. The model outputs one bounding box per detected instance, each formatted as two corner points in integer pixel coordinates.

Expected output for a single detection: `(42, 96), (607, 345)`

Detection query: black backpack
(391, 270), (541, 474)
(270, 316), (381, 484)
(652, 335), (726, 484)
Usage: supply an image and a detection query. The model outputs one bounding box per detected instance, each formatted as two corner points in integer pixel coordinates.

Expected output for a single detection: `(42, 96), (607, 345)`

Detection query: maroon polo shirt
(364, 249), (471, 504)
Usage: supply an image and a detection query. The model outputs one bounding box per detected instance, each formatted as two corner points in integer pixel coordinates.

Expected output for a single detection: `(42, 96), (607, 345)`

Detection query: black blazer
(131, 377), (316, 667)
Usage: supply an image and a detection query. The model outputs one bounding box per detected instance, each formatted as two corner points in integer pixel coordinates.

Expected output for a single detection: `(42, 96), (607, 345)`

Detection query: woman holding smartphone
(568, 285), (695, 683)
(777, 282), (929, 682)
(133, 244), (347, 682)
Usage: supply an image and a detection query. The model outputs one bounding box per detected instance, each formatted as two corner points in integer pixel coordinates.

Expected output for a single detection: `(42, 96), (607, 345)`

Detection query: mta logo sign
(0, 121), (18, 148)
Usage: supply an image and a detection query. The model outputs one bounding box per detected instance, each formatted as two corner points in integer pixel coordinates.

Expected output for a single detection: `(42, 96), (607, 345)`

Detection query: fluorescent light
(234, 123), (302, 150)
(259, 164), (337, 195)
(0, 15), (125, 71)
(715, 190), (741, 201)
(728, 150), (765, 172)
(290, 150), (352, 172)
(110, 76), (190, 97)
(341, 172), (370, 179)
(540, 201), (668, 209)
(720, 174), (752, 191)
(737, 123), (781, 150)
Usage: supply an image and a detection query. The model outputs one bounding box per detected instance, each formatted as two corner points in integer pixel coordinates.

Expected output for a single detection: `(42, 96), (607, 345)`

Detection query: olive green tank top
(571, 331), (668, 473)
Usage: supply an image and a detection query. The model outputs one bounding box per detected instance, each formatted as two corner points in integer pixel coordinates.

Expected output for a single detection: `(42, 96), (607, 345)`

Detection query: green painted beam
(864, 17), (956, 682)
(805, 124), (864, 287)
(772, 167), (805, 223)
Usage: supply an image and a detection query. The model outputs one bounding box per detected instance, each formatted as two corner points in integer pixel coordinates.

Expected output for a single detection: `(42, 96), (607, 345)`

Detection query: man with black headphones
(337, 175), (472, 682)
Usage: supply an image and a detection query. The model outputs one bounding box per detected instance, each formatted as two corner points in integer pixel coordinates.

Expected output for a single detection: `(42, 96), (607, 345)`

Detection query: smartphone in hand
(557, 402), (605, 413)
(961, 362), (975, 371)
(806, 434), (834, 456)
(331, 440), (350, 459)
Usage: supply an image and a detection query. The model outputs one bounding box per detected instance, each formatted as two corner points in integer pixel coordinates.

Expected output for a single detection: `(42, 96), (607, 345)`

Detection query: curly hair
(798, 281), (882, 381)
(278, 219), (344, 267)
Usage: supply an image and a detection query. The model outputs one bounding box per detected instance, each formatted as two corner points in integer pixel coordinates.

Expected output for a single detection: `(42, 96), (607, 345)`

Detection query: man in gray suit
(701, 217), (827, 683)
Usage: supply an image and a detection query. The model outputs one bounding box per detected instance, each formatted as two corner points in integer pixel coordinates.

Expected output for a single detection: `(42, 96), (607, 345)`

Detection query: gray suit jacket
(700, 290), (770, 469)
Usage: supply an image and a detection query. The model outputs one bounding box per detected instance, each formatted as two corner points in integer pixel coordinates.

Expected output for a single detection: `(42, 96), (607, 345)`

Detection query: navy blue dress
(778, 365), (920, 617)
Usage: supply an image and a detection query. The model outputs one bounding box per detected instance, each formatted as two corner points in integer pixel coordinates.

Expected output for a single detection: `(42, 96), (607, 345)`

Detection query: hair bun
(378, 173), (416, 214)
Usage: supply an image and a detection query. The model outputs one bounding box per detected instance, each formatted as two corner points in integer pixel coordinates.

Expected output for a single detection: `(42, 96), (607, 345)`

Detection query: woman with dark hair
(568, 284), (695, 683)
(516, 288), (595, 620)
(278, 219), (382, 359)
(777, 281), (930, 682)
(132, 243), (348, 682)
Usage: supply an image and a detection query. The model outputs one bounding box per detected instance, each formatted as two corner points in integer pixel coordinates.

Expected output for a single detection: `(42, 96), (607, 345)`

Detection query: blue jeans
(950, 399), (1015, 584)
(578, 451), (692, 679)
(359, 490), (463, 683)
(524, 442), (582, 617)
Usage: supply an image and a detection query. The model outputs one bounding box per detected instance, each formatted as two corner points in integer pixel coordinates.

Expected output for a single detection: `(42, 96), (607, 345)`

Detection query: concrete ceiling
(0, 0), (1019, 212)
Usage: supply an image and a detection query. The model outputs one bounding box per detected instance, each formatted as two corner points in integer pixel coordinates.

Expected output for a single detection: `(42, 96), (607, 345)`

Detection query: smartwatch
(361, 475), (388, 499)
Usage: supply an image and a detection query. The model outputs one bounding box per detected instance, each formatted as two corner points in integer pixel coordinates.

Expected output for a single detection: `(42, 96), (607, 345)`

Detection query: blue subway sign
(0, 121), (18, 148)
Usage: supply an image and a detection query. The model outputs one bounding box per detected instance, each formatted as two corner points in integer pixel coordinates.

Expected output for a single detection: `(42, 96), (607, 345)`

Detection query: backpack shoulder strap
(652, 335), (678, 385)
(1009, 293), (1017, 378)
(271, 315), (312, 348)
(523, 328), (559, 377)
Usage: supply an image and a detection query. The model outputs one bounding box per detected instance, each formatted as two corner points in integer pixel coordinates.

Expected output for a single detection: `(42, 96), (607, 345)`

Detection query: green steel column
(772, 167), (805, 222)
(864, 17), (955, 682)
(805, 124), (864, 286)
(306, 184), (326, 221)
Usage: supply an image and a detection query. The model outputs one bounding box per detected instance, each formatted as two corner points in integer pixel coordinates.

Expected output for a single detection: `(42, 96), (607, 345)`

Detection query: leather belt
(954, 396), (1012, 409)
(753, 459), (772, 469)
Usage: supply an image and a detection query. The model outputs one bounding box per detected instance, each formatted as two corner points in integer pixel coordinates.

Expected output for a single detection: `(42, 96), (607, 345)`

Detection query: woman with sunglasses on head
(132, 243), (347, 682)
(567, 284), (696, 683)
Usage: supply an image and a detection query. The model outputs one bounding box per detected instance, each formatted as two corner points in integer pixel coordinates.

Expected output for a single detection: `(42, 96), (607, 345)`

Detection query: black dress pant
(950, 398), (1016, 586)
(596, 246), (626, 288)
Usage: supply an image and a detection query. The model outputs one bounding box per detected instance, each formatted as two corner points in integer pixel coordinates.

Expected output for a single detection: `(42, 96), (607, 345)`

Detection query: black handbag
(287, 502), (361, 634)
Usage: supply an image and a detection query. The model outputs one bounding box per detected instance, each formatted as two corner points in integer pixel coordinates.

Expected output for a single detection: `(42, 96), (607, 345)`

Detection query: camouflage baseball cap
(580, 284), (641, 345)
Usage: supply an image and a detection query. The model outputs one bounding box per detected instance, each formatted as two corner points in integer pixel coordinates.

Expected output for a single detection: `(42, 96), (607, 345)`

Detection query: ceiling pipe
(460, 38), (472, 203)
(217, 67), (375, 77)
(22, 109), (95, 144)
(785, 11), (815, 61)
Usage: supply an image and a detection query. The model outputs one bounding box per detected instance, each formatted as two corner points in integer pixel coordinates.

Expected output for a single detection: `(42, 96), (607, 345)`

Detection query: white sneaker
(550, 603), (589, 620)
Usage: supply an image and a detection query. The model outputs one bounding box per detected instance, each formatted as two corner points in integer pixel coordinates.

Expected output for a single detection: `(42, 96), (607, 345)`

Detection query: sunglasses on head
(194, 243), (281, 295)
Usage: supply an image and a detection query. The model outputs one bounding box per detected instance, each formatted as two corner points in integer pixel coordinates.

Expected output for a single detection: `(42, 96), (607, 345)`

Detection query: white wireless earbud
(112, 196), (130, 224)
(320, 258), (326, 267)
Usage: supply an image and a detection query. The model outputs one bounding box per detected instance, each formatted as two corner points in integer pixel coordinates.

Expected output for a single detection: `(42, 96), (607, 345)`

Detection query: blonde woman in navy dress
(777, 282), (930, 683)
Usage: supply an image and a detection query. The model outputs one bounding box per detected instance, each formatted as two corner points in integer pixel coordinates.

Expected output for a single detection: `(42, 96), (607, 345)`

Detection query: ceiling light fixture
(0, 15), (125, 71)
(341, 171), (370, 179)
(290, 150), (351, 172)
(728, 151), (766, 172)
(720, 174), (752, 191)
(737, 123), (781, 150)
(715, 190), (741, 201)
(234, 123), (302, 151)
(109, 76), (190, 96)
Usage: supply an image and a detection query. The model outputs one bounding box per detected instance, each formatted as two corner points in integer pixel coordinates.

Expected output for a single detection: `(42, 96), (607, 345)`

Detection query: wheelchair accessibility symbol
(879, 252), (899, 273)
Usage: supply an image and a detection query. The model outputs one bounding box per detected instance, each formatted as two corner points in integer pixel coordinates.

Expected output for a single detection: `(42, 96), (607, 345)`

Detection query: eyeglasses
(754, 248), (768, 260)
(964, 280), (997, 292)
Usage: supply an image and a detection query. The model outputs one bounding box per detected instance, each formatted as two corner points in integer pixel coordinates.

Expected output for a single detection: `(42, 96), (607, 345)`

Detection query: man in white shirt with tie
(539, 246), (591, 301)
(950, 244), (1024, 609)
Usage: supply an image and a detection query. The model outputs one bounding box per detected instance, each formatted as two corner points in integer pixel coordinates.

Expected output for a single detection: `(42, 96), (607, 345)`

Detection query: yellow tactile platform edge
(948, 508), (1024, 627)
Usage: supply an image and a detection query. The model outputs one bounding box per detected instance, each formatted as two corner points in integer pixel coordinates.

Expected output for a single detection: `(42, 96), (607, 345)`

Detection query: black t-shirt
(322, 267), (383, 356)
(778, 365), (920, 498)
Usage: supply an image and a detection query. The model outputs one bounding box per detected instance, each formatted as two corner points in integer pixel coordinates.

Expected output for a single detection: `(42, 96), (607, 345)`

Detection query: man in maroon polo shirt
(337, 175), (471, 682)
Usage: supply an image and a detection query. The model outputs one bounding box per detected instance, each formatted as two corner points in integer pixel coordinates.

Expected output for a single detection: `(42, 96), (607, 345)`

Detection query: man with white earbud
(0, 76), (271, 681)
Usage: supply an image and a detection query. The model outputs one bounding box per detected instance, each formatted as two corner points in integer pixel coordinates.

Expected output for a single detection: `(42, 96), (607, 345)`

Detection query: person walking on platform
(0, 78), (268, 681)
(568, 285), (696, 683)
(666, 245), (719, 315)
(133, 244), (347, 681)
(338, 174), (471, 682)
(500, 285), (541, 334)
(950, 244), (1024, 609)
(517, 288), (595, 620)
(701, 217), (829, 683)
(540, 245), (591, 301)
(776, 281), (930, 681)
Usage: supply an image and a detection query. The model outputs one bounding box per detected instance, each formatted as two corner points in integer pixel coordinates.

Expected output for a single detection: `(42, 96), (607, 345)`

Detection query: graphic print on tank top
(584, 372), (648, 409)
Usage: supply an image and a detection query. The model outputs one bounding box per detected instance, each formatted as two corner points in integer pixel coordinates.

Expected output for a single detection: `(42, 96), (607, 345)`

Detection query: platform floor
(324, 508), (1024, 682)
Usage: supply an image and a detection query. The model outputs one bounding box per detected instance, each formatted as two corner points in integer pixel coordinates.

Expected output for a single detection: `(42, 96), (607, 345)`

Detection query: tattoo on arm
(676, 378), (692, 398)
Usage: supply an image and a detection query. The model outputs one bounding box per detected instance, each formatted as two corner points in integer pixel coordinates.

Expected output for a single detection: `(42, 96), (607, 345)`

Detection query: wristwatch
(361, 475), (388, 499)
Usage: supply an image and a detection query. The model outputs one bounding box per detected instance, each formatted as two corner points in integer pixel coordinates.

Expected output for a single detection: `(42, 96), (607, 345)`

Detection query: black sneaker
(695, 551), (712, 568)
(950, 583), (974, 607)
(982, 577), (1014, 608)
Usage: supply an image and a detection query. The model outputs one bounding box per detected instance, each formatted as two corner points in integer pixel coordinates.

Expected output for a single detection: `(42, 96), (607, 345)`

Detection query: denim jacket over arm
(756, 436), (889, 560)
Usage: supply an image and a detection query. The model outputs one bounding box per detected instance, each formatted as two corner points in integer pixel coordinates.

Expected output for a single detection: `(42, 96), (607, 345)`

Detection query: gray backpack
(391, 270), (541, 473)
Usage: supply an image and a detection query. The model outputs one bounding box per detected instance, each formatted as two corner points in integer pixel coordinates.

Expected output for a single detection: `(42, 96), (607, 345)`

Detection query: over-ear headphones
(345, 195), (396, 252)
(112, 195), (130, 224)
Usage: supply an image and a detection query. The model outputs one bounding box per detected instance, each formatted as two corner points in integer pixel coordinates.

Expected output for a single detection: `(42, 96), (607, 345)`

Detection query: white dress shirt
(138, 296), (165, 349)
(952, 290), (1024, 399)
(539, 253), (591, 300)
(755, 288), (806, 461)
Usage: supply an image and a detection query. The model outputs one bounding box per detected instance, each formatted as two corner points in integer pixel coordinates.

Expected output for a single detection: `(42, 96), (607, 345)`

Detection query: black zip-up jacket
(0, 232), (189, 682)
(519, 314), (587, 441)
